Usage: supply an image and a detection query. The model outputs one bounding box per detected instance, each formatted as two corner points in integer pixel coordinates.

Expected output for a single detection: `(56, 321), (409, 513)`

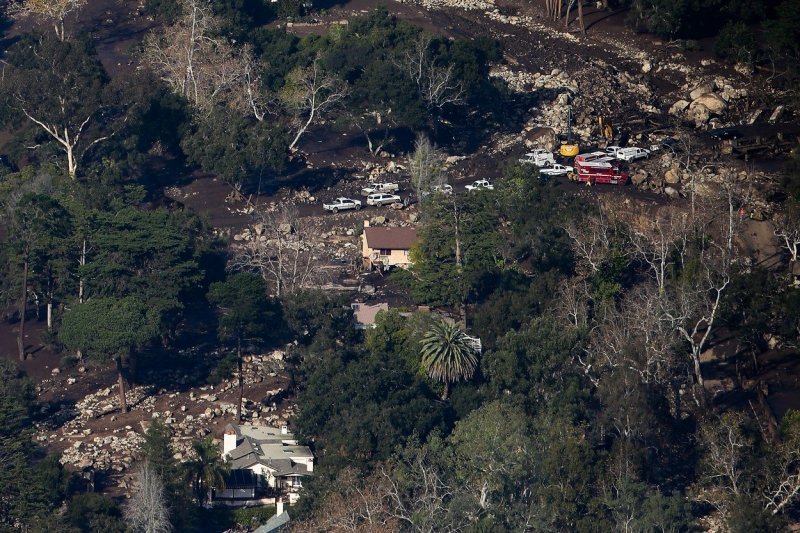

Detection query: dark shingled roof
(363, 227), (417, 250)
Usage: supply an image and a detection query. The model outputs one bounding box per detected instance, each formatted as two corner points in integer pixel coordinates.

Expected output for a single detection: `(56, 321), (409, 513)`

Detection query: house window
(379, 249), (392, 256)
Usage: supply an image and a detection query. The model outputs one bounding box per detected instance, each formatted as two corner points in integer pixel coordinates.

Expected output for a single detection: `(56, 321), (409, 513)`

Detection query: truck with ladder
(568, 152), (629, 186)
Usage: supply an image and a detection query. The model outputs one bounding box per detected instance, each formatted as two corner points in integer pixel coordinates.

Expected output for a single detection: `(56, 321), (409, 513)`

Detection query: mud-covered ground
(1, 0), (798, 497)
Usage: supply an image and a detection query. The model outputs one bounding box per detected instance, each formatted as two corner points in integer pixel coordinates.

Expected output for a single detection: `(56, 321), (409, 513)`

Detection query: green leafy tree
(2, 33), (119, 178)
(180, 110), (287, 188)
(766, 0), (800, 64)
(420, 319), (479, 400)
(185, 437), (228, 504)
(483, 314), (586, 417)
(8, 193), (71, 360)
(207, 273), (277, 421)
(78, 208), (205, 334)
(60, 296), (159, 412)
(295, 346), (445, 468)
(714, 21), (756, 63)
(448, 401), (532, 510)
(140, 419), (197, 531)
(64, 493), (125, 533)
(0, 360), (69, 527)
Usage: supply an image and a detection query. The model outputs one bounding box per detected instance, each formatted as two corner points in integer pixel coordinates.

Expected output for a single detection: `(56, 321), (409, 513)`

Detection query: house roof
(223, 469), (258, 489)
(224, 423), (314, 477)
(254, 511), (290, 533)
(352, 303), (389, 327)
(363, 227), (417, 250)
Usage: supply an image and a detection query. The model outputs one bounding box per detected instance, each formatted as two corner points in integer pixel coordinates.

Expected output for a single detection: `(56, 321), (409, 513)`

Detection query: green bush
(714, 21), (756, 63)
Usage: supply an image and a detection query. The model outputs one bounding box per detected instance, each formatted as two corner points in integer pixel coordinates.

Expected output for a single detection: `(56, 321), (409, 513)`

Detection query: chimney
(276, 497), (284, 515)
(223, 426), (238, 457)
(280, 424), (288, 435)
(363, 219), (370, 228)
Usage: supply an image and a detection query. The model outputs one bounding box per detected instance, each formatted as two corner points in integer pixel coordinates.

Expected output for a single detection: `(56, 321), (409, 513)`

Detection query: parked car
(539, 164), (574, 177)
(323, 197), (362, 213)
(465, 179), (494, 191)
(432, 184), (454, 194)
(361, 182), (400, 196)
(519, 149), (555, 167)
(615, 147), (650, 162)
(366, 193), (402, 206)
(604, 146), (624, 158)
(710, 127), (743, 141)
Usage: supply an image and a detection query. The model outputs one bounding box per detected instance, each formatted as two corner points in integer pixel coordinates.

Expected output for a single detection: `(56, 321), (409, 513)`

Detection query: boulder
(691, 93), (727, 114)
(664, 169), (681, 185)
(689, 83), (714, 100)
(669, 100), (690, 116)
(687, 103), (710, 124)
(641, 60), (652, 74)
(631, 170), (649, 186)
(664, 186), (680, 199)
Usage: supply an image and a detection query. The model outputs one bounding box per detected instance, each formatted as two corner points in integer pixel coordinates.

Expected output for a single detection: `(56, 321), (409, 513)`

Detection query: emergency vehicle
(568, 152), (629, 185)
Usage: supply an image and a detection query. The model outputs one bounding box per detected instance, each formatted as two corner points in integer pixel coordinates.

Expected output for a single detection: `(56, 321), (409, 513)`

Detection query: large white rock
(689, 83), (714, 100)
(691, 93), (727, 114)
(669, 100), (690, 115)
(664, 169), (681, 184)
(688, 103), (710, 124)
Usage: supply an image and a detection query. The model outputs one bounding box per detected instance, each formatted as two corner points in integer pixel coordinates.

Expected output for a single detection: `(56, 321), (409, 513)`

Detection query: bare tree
(564, 201), (621, 275)
(143, 0), (249, 115)
(8, 0), (86, 41)
(408, 133), (446, 197)
(381, 446), (466, 533)
(765, 444), (800, 516)
(352, 110), (394, 156)
(125, 461), (173, 533)
(774, 200), (800, 265)
(403, 35), (464, 111)
(628, 206), (691, 295)
(662, 188), (740, 393)
(292, 468), (397, 532)
(230, 206), (326, 297)
(280, 57), (348, 151)
(698, 412), (752, 513)
(240, 46), (274, 122)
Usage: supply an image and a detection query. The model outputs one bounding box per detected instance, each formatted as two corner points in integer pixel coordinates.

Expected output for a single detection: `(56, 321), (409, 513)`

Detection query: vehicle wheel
(332, 208), (338, 214)
(355, 204), (361, 210)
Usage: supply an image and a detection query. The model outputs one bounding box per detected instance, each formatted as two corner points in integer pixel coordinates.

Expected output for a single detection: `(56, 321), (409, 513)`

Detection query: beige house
(361, 223), (417, 270)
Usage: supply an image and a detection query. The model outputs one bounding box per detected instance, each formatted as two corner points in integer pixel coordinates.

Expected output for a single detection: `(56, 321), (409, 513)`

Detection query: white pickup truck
(465, 179), (494, 191)
(615, 147), (650, 162)
(519, 149), (556, 168)
(539, 164), (574, 177)
(361, 182), (400, 196)
(323, 197), (362, 213)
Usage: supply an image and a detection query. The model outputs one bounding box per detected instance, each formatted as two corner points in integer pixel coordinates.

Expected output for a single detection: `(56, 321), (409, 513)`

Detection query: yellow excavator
(560, 106), (579, 157)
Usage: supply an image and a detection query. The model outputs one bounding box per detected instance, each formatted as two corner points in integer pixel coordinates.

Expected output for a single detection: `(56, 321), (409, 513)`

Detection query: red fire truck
(568, 152), (629, 186)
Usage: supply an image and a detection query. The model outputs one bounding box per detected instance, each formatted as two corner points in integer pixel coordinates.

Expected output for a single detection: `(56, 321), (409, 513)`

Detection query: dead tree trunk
(116, 356), (128, 412)
(577, 1), (586, 34)
(18, 259), (28, 361)
(236, 336), (243, 422)
(565, 0), (573, 28)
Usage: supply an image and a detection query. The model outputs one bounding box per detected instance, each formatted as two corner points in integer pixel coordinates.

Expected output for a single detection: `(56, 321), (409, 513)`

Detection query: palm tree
(420, 320), (479, 400)
(184, 437), (228, 505)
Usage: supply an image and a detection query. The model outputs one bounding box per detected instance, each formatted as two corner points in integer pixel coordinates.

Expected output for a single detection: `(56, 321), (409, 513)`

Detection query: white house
(220, 424), (314, 503)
